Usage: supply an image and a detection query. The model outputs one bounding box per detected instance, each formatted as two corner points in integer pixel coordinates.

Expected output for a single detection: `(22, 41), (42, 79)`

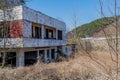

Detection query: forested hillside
(67, 17), (114, 39)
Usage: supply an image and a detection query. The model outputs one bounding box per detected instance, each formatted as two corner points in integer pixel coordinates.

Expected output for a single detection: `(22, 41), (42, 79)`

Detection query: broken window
(45, 29), (54, 39)
(32, 23), (41, 38)
(46, 29), (49, 39)
(35, 27), (39, 38)
(58, 30), (63, 40)
(48, 29), (53, 38)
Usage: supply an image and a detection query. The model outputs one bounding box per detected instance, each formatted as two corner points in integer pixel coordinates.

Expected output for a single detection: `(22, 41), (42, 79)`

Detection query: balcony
(0, 38), (66, 48)
(23, 38), (66, 48)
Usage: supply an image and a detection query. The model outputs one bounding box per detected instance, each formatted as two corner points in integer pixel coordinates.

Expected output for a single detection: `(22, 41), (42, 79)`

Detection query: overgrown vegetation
(69, 17), (114, 38)
(0, 51), (119, 80)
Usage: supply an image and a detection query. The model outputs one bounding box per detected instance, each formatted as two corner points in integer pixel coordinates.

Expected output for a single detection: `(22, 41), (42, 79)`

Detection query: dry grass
(0, 51), (120, 80)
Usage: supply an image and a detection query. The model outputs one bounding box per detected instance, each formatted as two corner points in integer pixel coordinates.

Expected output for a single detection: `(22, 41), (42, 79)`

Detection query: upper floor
(0, 5), (66, 48)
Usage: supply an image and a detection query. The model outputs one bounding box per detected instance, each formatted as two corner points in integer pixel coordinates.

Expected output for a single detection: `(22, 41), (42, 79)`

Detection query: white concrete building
(0, 5), (67, 67)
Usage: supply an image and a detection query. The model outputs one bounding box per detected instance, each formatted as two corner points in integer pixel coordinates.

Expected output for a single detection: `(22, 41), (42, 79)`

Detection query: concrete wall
(62, 45), (75, 56)
(0, 6), (22, 21)
(81, 38), (120, 51)
(0, 38), (23, 48)
(23, 20), (32, 38)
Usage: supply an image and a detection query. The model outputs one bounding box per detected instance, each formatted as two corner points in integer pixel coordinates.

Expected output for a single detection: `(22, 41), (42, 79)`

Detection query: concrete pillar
(37, 50), (39, 62)
(55, 48), (58, 60)
(44, 49), (47, 63)
(41, 24), (44, 39)
(49, 49), (52, 62)
(16, 49), (24, 67)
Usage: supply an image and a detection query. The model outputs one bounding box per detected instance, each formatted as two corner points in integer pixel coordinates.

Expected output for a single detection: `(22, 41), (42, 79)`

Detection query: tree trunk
(2, 52), (6, 68)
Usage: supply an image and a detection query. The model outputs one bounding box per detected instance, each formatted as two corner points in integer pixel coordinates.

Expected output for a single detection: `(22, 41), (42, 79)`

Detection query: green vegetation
(71, 17), (114, 38)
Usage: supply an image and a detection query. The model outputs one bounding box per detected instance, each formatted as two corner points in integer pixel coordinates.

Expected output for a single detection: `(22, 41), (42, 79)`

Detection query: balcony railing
(0, 38), (66, 48)
(23, 38), (66, 47)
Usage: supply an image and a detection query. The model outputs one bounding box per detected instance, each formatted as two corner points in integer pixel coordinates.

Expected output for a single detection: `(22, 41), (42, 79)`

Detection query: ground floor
(0, 44), (75, 67)
(0, 46), (62, 67)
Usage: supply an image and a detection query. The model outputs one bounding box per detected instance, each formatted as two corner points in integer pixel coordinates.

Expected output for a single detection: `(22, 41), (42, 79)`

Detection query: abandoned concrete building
(0, 5), (74, 67)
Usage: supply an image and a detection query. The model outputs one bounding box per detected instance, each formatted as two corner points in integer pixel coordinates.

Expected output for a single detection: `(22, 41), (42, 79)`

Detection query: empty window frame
(58, 30), (63, 40)
(32, 23), (41, 38)
(45, 29), (54, 39)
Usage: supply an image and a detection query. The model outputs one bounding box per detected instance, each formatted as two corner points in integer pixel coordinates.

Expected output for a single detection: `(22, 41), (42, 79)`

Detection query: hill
(67, 17), (115, 39)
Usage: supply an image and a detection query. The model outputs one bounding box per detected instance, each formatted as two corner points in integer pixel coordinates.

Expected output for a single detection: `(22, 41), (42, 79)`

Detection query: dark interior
(25, 51), (37, 66)
(51, 49), (55, 59)
(0, 52), (16, 67)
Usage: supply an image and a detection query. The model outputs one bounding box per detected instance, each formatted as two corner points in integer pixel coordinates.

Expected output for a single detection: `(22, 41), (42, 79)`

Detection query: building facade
(0, 5), (68, 67)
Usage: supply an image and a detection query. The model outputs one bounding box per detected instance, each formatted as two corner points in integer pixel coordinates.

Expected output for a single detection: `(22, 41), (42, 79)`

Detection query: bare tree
(98, 0), (120, 80)
(0, 0), (26, 67)
(68, 0), (120, 80)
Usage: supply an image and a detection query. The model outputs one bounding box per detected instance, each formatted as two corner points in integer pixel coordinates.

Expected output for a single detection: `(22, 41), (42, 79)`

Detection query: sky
(26, 0), (119, 31)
